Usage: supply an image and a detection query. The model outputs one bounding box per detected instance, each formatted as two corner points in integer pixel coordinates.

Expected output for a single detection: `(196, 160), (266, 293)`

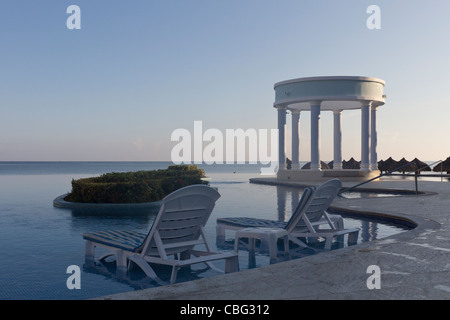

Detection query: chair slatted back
(285, 179), (341, 233)
(139, 185), (220, 257)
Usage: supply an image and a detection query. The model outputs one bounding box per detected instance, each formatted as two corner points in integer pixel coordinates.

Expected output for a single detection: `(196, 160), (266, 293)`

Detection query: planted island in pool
(55, 165), (207, 208)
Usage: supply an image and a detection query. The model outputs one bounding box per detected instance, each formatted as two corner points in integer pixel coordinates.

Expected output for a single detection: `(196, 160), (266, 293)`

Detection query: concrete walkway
(95, 178), (450, 300)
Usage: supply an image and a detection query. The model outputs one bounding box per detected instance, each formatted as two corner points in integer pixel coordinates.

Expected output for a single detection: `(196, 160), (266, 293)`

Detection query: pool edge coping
(53, 193), (162, 210)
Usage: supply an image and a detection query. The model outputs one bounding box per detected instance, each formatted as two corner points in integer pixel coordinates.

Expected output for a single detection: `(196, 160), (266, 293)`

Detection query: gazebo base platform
(277, 169), (380, 182)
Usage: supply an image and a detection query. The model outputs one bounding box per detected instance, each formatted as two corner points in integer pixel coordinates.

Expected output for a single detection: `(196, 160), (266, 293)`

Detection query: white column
(291, 110), (300, 169)
(370, 105), (378, 170)
(360, 101), (372, 170)
(310, 101), (321, 171)
(277, 106), (287, 170)
(333, 109), (343, 170)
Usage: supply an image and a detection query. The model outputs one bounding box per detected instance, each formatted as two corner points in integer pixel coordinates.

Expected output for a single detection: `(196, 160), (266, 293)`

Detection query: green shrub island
(64, 165), (207, 204)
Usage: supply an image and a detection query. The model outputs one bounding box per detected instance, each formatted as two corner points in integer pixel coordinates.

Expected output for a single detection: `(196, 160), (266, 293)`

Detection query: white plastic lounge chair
(83, 185), (239, 284)
(217, 179), (359, 251)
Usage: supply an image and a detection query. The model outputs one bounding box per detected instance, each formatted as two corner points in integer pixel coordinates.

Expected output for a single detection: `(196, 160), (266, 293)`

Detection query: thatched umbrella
(397, 157), (416, 174)
(342, 157), (360, 169)
(301, 161), (331, 170)
(378, 157), (399, 173)
(411, 158), (431, 173)
(286, 157), (292, 170)
(377, 159), (384, 171)
(433, 157), (450, 174)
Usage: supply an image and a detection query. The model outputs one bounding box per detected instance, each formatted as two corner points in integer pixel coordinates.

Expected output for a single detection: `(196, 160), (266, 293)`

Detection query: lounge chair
(217, 179), (359, 251)
(83, 185), (239, 284)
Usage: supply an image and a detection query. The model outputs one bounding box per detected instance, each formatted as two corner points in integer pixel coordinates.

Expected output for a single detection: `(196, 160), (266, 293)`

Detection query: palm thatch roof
(301, 161), (331, 170)
(411, 158), (431, 172)
(378, 157), (399, 173)
(433, 157), (450, 173)
(397, 157), (416, 173)
(327, 160), (345, 169)
(377, 159), (384, 171)
(342, 157), (360, 169)
(286, 157), (292, 170)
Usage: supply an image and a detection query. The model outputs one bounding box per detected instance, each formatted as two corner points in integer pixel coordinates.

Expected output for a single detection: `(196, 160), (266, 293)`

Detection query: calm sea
(0, 161), (408, 300)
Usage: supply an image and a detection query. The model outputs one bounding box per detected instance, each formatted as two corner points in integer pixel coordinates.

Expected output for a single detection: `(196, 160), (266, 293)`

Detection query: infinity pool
(0, 162), (412, 300)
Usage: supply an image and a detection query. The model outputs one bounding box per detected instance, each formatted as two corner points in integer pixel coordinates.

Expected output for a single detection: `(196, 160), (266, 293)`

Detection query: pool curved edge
(249, 177), (438, 198)
(53, 193), (162, 211)
(329, 205), (441, 241)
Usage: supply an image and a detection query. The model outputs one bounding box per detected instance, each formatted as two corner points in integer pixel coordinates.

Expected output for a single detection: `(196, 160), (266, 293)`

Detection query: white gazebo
(274, 76), (386, 181)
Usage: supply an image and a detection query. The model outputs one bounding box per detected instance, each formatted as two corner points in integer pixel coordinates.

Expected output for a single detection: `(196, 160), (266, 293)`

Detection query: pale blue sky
(1, 1), (449, 162)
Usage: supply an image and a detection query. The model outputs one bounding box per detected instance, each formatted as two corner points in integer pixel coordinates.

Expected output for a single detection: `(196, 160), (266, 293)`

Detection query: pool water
(0, 162), (411, 300)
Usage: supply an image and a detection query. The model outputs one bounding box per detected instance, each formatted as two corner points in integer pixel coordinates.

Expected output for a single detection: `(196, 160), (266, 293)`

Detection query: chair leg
(225, 255), (239, 273)
(288, 235), (308, 248)
(116, 251), (128, 268)
(324, 236), (333, 250)
(216, 225), (226, 246)
(85, 241), (95, 259)
(127, 255), (166, 286)
(248, 238), (256, 251)
(85, 241), (95, 267)
(268, 234), (278, 260)
(348, 230), (359, 246)
(234, 235), (241, 254)
(170, 266), (180, 284)
(334, 217), (344, 229)
(283, 235), (290, 256)
(336, 234), (345, 248)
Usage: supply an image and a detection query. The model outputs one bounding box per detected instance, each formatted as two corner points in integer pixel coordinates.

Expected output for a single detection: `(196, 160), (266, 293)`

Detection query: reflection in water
(277, 187), (287, 222)
(361, 221), (379, 242)
(83, 256), (211, 290)
(291, 190), (300, 221)
(276, 186), (302, 223)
